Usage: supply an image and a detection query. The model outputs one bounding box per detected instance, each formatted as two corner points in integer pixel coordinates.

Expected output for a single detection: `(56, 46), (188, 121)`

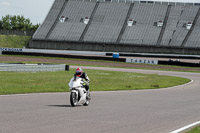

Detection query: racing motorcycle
(68, 76), (91, 107)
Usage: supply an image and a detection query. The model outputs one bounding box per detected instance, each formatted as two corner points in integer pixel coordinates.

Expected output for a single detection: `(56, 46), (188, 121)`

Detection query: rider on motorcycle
(74, 68), (90, 92)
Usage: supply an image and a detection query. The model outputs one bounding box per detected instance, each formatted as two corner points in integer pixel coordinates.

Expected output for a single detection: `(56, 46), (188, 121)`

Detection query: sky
(0, 0), (54, 24)
(0, 0), (200, 25)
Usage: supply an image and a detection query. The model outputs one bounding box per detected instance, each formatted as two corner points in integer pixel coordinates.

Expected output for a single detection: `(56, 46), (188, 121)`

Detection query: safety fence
(0, 30), (35, 36)
(0, 63), (69, 72)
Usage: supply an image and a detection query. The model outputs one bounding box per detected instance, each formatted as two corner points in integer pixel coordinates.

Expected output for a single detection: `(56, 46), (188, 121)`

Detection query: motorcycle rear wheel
(70, 92), (78, 107)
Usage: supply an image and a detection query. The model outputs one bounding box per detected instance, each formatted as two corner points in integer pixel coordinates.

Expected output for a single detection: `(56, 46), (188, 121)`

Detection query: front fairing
(69, 76), (84, 89)
(68, 76), (87, 104)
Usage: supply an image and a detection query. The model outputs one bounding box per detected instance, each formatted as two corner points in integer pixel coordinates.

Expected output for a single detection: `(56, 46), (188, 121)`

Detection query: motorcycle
(68, 76), (91, 107)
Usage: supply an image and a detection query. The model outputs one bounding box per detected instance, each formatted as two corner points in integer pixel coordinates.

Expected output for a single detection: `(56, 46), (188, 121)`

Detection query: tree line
(0, 15), (39, 31)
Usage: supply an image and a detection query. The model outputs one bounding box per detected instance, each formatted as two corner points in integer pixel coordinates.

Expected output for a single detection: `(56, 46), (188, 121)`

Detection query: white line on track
(172, 79), (194, 88)
(170, 121), (200, 133)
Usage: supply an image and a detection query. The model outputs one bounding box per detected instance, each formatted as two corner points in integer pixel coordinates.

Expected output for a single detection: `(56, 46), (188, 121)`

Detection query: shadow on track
(47, 105), (82, 107)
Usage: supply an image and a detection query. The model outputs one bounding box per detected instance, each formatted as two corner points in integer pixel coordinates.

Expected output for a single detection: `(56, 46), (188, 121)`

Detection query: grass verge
(0, 35), (31, 48)
(186, 126), (200, 133)
(0, 69), (190, 95)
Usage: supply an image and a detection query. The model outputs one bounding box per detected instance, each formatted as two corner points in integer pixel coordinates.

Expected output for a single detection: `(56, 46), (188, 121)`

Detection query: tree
(0, 15), (39, 31)
(1, 15), (11, 30)
(30, 23), (40, 31)
(10, 15), (18, 30)
(0, 20), (3, 29)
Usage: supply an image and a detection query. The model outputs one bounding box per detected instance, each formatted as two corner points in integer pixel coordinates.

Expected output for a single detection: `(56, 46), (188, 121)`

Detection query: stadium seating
(160, 5), (183, 46)
(167, 6), (199, 47)
(121, 3), (168, 45)
(48, 1), (96, 41)
(184, 7), (200, 48)
(33, 0), (66, 40)
(83, 2), (130, 43)
(31, 0), (200, 54)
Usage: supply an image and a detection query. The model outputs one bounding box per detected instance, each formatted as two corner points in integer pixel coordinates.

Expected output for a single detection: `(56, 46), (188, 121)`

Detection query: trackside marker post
(65, 65), (69, 71)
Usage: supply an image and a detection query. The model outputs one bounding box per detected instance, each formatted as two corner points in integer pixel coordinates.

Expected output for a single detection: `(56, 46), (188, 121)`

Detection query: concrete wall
(29, 40), (200, 55)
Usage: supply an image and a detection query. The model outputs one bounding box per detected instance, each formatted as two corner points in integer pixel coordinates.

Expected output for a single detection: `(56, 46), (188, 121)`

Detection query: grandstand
(29, 0), (200, 55)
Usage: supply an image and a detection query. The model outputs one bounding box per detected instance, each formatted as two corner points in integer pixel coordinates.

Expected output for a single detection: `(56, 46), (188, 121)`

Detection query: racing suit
(74, 72), (90, 91)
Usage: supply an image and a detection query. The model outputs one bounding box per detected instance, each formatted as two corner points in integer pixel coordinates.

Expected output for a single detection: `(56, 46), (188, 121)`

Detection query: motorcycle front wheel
(70, 92), (78, 107)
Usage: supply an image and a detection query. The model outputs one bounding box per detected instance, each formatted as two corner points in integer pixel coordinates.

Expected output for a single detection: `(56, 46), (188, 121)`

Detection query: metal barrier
(0, 63), (69, 72)
(0, 30), (35, 36)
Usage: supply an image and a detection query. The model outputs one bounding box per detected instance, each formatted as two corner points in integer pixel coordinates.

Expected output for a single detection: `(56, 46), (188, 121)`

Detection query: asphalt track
(0, 66), (200, 133)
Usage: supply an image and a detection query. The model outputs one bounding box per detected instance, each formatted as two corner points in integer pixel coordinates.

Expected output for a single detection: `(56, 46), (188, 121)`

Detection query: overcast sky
(0, 0), (54, 24)
(1, 0), (200, 25)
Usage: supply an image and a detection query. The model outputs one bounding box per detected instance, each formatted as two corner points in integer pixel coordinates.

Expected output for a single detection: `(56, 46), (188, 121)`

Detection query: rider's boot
(86, 90), (90, 100)
(85, 85), (90, 99)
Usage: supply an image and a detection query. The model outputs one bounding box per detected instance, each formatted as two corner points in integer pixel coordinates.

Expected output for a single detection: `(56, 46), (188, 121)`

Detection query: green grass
(0, 35), (31, 48)
(0, 69), (190, 95)
(186, 126), (200, 133)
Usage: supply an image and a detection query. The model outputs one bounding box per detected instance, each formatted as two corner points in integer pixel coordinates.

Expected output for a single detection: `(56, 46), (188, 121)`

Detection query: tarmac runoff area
(0, 66), (200, 133)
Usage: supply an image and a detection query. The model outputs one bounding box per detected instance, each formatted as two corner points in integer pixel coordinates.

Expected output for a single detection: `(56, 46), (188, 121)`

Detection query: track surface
(0, 66), (200, 133)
